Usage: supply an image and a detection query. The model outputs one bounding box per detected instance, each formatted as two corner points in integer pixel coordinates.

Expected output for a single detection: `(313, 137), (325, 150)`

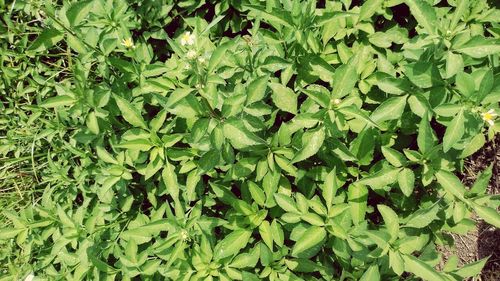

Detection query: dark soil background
(439, 135), (499, 280)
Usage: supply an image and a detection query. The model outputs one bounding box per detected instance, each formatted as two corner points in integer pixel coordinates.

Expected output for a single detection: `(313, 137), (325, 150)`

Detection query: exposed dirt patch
(438, 135), (499, 280)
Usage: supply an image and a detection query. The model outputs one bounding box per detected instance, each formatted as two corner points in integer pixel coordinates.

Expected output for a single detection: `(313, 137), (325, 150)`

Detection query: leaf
(323, 168), (338, 209)
(197, 149), (220, 174)
(381, 146), (406, 167)
(244, 5), (293, 28)
(452, 256), (489, 278)
(114, 95), (148, 130)
(348, 184), (368, 225)
(213, 229), (252, 260)
(357, 167), (401, 189)
(404, 62), (442, 89)
(66, 0), (93, 27)
(28, 29), (64, 52)
(370, 95), (407, 125)
(223, 119), (266, 150)
(435, 170), (465, 200)
(208, 39), (236, 73)
(398, 168), (415, 197)
(338, 105), (379, 128)
(455, 36), (500, 58)
(378, 205), (399, 239)
(291, 226), (326, 258)
(269, 83), (297, 114)
(468, 165), (493, 196)
(274, 193), (299, 213)
(248, 181), (266, 206)
(403, 254), (446, 281)
(246, 75), (269, 105)
(405, 201), (440, 228)
(449, 0), (469, 31)
(86, 111), (99, 135)
(291, 127), (325, 164)
(389, 250), (404, 276)
(116, 139), (153, 151)
(473, 204), (500, 228)
(0, 228), (24, 240)
(360, 264), (380, 281)
(40, 95), (76, 108)
(373, 72), (411, 95)
(404, 0), (438, 35)
(332, 64), (357, 98)
(259, 221), (273, 250)
(417, 113), (435, 154)
(358, 0), (383, 22)
(442, 109), (464, 153)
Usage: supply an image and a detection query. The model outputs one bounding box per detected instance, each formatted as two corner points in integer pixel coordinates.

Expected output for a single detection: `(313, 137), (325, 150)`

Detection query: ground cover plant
(0, 0), (499, 280)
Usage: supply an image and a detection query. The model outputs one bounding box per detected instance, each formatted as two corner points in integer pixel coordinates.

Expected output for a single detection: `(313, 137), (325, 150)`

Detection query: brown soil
(438, 135), (499, 280)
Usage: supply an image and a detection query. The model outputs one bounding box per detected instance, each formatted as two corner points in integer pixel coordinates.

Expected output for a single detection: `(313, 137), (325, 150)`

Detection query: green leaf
(381, 146), (407, 167)
(378, 205), (399, 239)
(468, 165), (493, 196)
(246, 75), (269, 105)
(40, 95), (76, 108)
(398, 168), (415, 197)
(357, 167), (401, 189)
(405, 201), (440, 228)
(244, 5), (293, 28)
(116, 139), (153, 151)
(114, 95), (148, 130)
(338, 105), (380, 128)
(455, 36), (500, 58)
(373, 72), (411, 95)
(259, 221), (273, 250)
(332, 64), (357, 98)
(360, 264), (380, 281)
(223, 119), (266, 150)
(86, 111), (99, 135)
(214, 229), (252, 260)
(66, 0), (93, 27)
(403, 254), (446, 281)
(452, 256), (488, 278)
(449, 0), (469, 31)
(473, 204), (500, 228)
(28, 29), (64, 52)
(435, 170), (465, 200)
(0, 228), (24, 240)
(248, 182), (266, 206)
(291, 127), (325, 164)
(269, 83), (297, 114)
(348, 184), (368, 225)
(370, 95), (407, 125)
(274, 193), (299, 213)
(442, 109), (464, 153)
(291, 226), (326, 258)
(404, 62), (442, 89)
(208, 39), (236, 73)
(323, 168), (338, 209)
(389, 250), (404, 276)
(358, 0), (383, 22)
(417, 113), (436, 154)
(404, 0), (438, 35)
(197, 149), (220, 174)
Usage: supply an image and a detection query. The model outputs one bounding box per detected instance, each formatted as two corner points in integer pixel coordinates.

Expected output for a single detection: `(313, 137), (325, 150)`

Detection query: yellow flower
(121, 38), (135, 49)
(481, 109), (497, 126)
(180, 31), (195, 46)
(186, 50), (197, 59)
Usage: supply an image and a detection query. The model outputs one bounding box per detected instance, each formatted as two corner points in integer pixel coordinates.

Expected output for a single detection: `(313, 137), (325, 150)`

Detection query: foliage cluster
(1, 0), (499, 280)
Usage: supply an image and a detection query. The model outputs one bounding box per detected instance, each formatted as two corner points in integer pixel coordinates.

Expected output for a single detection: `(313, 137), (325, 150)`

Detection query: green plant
(1, 0), (499, 280)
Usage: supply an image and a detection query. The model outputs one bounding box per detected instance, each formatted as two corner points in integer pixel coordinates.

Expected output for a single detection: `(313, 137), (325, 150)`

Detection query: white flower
(121, 38), (135, 49)
(481, 109), (498, 126)
(198, 56), (206, 64)
(180, 32), (195, 46)
(186, 50), (197, 59)
(333, 98), (342, 105)
(24, 273), (35, 281)
(180, 230), (189, 241)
